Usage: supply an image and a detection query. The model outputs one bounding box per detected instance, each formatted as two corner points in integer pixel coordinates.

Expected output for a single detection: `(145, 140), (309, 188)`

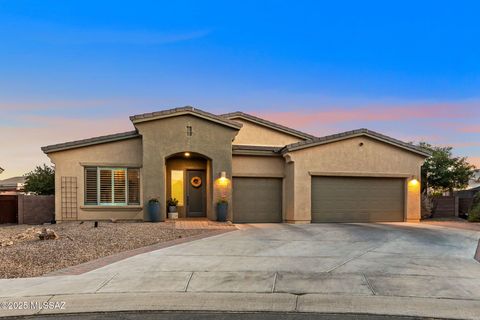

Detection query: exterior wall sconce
(218, 171), (228, 186)
(409, 176), (419, 186)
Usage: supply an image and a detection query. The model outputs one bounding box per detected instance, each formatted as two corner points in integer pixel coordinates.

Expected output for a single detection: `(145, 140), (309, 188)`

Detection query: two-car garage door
(311, 176), (405, 223)
(232, 177), (282, 223)
(232, 176), (405, 223)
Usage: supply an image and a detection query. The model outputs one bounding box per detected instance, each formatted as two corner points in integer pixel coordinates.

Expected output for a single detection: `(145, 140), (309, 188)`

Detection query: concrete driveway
(1, 223), (480, 319)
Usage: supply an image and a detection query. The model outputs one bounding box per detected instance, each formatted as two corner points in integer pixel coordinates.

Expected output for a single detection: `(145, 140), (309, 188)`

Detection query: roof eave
(282, 131), (432, 158)
(130, 107), (242, 130)
(41, 131), (141, 154)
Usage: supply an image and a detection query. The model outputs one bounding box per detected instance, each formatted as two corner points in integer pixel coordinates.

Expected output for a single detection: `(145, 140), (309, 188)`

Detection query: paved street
(1, 223), (479, 319)
(10, 311), (443, 320)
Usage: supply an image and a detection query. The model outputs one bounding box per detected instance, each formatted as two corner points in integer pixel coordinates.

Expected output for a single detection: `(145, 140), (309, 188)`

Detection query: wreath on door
(190, 176), (202, 188)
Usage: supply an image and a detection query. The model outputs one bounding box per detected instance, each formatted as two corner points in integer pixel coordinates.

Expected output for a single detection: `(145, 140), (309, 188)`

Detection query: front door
(186, 170), (206, 217)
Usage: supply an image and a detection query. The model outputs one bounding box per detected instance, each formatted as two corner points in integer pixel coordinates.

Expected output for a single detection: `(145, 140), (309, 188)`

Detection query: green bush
(468, 193), (480, 222)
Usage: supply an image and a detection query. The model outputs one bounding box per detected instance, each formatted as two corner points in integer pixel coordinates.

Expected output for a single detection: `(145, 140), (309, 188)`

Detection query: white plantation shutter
(85, 167), (140, 206)
(113, 169), (126, 204)
(127, 169), (140, 205)
(85, 167), (98, 204)
(99, 169), (112, 204)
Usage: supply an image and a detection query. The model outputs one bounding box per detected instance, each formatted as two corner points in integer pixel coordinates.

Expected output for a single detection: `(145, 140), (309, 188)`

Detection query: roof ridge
(281, 128), (431, 157)
(41, 130), (140, 154)
(130, 106), (242, 129)
(221, 111), (316, 140)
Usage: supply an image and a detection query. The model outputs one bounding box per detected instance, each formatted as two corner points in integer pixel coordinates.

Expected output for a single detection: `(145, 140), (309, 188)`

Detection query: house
(41, 106), (430, 223)
(0, 176), (26, 195)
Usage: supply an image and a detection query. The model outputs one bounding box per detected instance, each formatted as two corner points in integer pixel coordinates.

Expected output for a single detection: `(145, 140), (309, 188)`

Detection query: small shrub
(467, 193), (480, 222)
(167, 198), (178, 206)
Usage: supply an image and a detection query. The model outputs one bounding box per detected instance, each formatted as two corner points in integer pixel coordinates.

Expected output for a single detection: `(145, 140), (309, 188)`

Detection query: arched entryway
(165, 152), (212, 218)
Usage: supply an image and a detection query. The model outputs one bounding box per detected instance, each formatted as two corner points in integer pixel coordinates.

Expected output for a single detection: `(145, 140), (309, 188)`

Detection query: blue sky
(0, 1), (479, 177)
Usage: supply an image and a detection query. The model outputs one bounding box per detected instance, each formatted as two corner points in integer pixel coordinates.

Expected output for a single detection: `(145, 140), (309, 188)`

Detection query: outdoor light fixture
(409, 177), (419, 186)
(218, 171), (229, 186)
(184, 152), (190, 157)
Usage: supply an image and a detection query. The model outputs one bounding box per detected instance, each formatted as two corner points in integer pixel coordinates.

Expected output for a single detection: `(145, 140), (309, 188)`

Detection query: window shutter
(85, 167), (98, 205)
(113, 169), (126, 204)
(128, 169), (140, 205)
(99, 169), (112, 203)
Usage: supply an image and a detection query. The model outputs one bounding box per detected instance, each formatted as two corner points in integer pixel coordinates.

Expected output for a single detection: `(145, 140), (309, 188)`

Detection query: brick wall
(18, 195), (55, 225)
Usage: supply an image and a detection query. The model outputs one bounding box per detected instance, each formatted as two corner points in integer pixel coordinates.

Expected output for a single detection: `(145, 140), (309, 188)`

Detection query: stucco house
(42, 106), (430, 224)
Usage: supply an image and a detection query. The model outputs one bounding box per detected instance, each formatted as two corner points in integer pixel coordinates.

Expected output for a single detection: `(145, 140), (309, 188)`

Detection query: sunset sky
(1, 1), (479, 178)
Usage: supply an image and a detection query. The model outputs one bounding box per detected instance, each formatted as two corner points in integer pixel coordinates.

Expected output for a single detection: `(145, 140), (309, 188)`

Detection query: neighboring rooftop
(281, 128), (432, 157)
(0, 176), (26, 191)
(41, 131), (140, 154)
(221, 111), (316, 140)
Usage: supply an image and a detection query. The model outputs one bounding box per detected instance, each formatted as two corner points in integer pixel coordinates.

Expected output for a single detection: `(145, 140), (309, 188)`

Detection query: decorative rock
(38, 228), (59, 240)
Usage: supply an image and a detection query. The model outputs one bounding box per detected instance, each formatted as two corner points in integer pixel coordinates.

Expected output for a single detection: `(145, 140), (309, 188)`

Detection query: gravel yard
(0, 221), (224, 278)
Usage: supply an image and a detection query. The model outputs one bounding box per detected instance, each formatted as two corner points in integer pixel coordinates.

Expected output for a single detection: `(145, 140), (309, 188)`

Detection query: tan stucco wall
(232, 155), (284, 177)
(135, 115), (238, 221)
(284, 136), (425, 223)
(47, 138), (143, 221)
(231, 118), (303, 146)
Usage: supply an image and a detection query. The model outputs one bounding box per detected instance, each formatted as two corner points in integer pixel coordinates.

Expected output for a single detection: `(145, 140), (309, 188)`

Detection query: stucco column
(141, 139), (166, 222)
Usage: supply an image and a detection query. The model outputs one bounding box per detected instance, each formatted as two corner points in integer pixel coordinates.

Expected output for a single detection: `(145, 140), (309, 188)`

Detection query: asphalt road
(11, 312), (444, 320)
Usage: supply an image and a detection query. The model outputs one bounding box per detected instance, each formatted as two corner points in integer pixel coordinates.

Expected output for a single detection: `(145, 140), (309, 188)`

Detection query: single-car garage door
(233, 177), (282, 223)
(311, 176), (404, 223)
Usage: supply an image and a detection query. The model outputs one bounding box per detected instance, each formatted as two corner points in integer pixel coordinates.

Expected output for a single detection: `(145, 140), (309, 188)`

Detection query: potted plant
(148, 198), (160, 222)
(167, 197), (179, 220)
(167, 198), (178, 213)
(217, 197), (228, 222)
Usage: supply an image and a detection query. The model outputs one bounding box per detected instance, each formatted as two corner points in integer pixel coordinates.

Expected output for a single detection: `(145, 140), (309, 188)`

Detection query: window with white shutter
(128, 169), (140, 205)
(85, 167), (140, 206)
(85, 167), (98, 205)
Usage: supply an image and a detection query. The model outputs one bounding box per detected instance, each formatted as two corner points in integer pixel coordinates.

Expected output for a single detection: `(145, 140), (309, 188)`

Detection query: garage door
(311, 176), (404, 223)
(233, 177), (282, 223)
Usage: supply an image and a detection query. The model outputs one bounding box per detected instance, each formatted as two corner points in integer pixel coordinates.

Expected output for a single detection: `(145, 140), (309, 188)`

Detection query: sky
(1, 0), (479, 178)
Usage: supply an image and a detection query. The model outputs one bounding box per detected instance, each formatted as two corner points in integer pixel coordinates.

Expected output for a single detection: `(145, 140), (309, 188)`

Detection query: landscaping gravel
(0, 222), (215, 279)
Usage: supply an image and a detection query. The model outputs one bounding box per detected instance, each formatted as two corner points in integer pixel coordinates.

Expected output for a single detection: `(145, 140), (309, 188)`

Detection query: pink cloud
(254, 104), (477, 128)
(468, 157), (480, 169)
(460, 125), (480, 133)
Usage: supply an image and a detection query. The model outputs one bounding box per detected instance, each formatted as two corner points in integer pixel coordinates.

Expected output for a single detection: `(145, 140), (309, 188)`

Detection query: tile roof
(221, 111), (316, 140)
(41, 131), (140, 154)
(130, 106), (242, 129)
(281, 128), (432, 157)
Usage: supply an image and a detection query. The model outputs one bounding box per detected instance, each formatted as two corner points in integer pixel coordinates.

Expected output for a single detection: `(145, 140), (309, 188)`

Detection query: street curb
(475, 239), (480, 263)
(45, 228), (236, 276)
(1, 292), (480, 319)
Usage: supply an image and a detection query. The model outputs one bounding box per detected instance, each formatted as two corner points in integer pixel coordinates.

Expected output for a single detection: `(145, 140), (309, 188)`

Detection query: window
(171, 170), (184, 206)
(186, 126), (193, 136)
(85, 167), (140, 206)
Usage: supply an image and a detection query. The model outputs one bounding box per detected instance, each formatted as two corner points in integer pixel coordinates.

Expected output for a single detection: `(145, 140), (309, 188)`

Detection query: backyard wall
(18, 195), (55, 224)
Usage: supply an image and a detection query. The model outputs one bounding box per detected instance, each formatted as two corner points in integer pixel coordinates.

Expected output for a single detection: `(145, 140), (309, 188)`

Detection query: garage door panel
(233, 177), (282, 223)
(312, 177), (404, 223)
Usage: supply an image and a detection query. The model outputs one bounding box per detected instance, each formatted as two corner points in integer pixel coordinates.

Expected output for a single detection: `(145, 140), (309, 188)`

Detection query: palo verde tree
(24, 164), (55, 195)
(419, 142), (477, 195)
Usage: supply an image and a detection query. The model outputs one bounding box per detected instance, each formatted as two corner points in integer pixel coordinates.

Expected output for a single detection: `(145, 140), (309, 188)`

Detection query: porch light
(409, 177), (419, 186)
(184, 152), (190, 157)
(218, 171), (229, 186)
